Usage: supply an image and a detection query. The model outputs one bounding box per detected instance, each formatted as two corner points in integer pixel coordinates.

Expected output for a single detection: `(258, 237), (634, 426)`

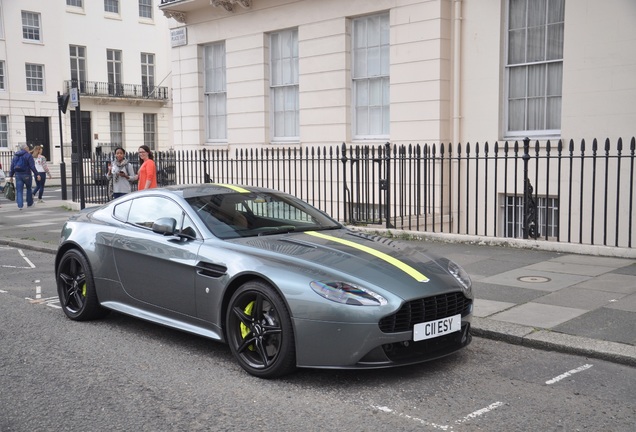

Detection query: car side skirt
(101, 301), (223, 341)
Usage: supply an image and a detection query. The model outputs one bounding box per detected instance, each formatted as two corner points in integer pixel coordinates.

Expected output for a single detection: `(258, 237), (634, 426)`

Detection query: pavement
(1, 188), (635, 368)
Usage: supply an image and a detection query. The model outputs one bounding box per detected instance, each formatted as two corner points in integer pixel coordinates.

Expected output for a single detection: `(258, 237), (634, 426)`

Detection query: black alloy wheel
(226, 281), (296, 378)
(56, 249), (107, 321)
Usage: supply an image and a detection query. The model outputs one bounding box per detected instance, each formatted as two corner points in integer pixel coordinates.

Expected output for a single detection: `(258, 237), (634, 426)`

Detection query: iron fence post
(384, 142), (391, 229)
(522, 137), (540, 239)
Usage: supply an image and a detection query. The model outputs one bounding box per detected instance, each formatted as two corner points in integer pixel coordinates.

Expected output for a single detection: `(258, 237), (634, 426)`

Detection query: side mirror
(152, 217), (177, 236)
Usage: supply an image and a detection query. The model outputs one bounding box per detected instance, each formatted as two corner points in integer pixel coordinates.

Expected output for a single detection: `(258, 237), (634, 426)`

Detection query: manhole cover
(518, 276), (551, 283)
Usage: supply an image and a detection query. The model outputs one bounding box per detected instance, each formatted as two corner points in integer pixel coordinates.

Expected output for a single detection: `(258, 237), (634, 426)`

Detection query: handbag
(3, 180), (15, 201)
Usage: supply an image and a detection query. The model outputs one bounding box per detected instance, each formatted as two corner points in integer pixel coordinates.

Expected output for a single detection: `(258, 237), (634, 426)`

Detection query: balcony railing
(64, 80), (169, 101)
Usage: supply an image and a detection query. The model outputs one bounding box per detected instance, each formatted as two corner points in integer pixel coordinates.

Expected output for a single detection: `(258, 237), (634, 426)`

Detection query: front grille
(379, 292), (472, 333)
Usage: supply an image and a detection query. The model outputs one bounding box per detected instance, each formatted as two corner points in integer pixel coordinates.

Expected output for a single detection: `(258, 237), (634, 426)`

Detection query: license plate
(413, 314), (461, 341)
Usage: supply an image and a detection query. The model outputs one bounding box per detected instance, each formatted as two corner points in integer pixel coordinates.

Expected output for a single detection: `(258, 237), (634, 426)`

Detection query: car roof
(161, 183), (279, 199)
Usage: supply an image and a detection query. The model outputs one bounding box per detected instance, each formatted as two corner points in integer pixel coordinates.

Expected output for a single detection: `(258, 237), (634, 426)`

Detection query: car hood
(232, 229), (464, 300)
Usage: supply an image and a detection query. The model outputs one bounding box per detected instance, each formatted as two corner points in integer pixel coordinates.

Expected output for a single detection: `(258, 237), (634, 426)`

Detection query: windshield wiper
(257, 225), (297, 236)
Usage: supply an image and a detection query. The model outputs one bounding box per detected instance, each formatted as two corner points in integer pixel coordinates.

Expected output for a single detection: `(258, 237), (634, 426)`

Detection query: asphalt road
(1, 246), (634, 431)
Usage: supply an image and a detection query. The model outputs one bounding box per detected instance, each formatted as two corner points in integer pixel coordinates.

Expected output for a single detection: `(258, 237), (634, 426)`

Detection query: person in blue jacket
(7, 143), (41, 210)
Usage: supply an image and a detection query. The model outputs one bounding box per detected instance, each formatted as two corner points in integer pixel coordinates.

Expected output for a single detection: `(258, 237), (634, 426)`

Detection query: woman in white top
(31, 145), (51, 203)
(107, 147), (138, 199)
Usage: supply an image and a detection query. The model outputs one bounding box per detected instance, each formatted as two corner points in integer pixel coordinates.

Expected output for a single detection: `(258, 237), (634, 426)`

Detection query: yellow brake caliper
(240, 301), (255, 351)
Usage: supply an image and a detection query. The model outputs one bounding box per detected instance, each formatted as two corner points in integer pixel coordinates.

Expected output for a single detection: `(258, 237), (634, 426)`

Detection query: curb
(472, 317), (636, 367)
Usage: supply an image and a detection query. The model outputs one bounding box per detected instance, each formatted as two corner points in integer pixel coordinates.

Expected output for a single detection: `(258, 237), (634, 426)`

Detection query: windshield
(186, 191), (342, 239)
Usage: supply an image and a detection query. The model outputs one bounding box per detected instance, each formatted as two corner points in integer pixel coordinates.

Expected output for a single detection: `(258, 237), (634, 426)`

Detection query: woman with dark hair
(31, 145), (52, 203)
(107, 146), (137, 199)
(137, 145), (157, 190)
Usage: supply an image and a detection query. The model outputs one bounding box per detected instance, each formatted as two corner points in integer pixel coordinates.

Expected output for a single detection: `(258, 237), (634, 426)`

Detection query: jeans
(15, 172), (34, 209)
(32, 173), (47, 199)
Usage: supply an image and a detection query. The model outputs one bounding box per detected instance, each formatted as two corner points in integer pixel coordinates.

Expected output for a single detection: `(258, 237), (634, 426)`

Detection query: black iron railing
(5, 137), (631, 248)
(63, 80), (169, 101)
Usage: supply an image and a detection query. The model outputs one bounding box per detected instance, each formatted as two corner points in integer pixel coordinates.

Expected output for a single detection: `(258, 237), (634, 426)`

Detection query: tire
(56, 249), (108, 321)
(226, 281), (296, 378)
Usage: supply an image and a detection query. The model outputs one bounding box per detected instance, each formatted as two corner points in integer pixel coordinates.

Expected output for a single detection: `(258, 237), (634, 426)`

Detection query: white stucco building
(158, 0), (636, 151)
(0, 0), (175, 165)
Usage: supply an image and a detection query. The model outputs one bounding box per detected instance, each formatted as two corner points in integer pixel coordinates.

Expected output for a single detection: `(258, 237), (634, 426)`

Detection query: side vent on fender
(196, 262), (227, 278)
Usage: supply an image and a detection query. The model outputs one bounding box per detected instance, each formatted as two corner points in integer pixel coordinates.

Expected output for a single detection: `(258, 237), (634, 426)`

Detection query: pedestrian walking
(137, 145), (157, 190)
(7, 143), (41, 210)
(0, 162), (5, 208)
(107, 146), (137, 199)
(31, 145), (52, 203)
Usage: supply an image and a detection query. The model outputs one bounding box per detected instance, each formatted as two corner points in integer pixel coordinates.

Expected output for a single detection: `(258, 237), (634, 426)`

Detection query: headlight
(309, 281), (388, 306)
(448, 260), (473, 297)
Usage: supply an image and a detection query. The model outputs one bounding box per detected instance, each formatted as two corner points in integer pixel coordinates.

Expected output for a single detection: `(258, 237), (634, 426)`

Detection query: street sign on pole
(70, 87), (79, 108)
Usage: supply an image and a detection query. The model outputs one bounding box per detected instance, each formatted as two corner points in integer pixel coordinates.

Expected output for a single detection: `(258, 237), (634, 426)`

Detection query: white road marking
(371, 401), (505, 430)
(454, 402), (505, 425)
(0, 290), (7, 293)
(27, 296), (59, 306)
(1, 249), (37, 269)
(19, 249), (36, 268)
(546, 364), (593, 385)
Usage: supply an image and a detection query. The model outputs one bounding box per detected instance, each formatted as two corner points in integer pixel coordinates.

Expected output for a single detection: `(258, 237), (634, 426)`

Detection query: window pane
(546, 23), (564, 60)
(270, 29), (299, 139)
(204, 42), (227, 140)
(548, 0), (565, 23)
(352, 13), (389, 137)
(509, 66), (526, 98)
(527, 26), (545, 63)
(508, 99), (525, 130)
(509, 0), (526, 29)
(506, 0), (563, 134)
(527, 64), (545, 97)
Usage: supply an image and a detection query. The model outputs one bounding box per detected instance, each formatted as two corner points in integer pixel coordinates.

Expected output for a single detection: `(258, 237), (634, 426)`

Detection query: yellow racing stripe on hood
(211, 183), (250, 193)
(306, 231), (429, 282)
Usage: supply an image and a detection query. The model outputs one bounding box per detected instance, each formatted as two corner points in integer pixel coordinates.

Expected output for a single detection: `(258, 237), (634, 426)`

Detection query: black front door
(25, 117), (51, 160)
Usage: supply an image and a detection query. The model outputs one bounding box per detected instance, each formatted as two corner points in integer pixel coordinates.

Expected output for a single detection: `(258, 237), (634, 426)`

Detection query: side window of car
(128, 196), (184, 229)
(113, 200), (132, 221)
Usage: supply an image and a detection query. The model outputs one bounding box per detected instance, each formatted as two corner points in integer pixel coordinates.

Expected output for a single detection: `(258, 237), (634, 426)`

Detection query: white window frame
(22, 11), (41, 42)
(110, 112), (124, 146)
(107, 49), (123, 96)
(141, 53), (155, 97)
(505, 0), (564, 138)
(204, 42), (227, 142)
(66, 0), (83, 8)
(104, 0), (119, 14)
(25, 63), (44, 92)
(143, 114), (157, 150)
(352, 13), (390, 140)
(502, 195), (559, 239)
(139, 0), (153, 19)
(0, 61), (5, 90)
(0, 116), (8, 149)
(69, 45), (86, 90)
(269, 28), (299, 143)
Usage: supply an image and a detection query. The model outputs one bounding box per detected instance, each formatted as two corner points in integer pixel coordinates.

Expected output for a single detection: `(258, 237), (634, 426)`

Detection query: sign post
(56, 91), (70, 200)
(71, 85), (85, 209)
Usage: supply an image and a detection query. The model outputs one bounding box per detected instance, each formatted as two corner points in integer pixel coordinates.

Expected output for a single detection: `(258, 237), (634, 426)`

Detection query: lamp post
(57, 91), (70, 200)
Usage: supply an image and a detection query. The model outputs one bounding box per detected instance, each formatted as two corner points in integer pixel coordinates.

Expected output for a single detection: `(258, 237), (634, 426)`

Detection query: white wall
(0, 0), (175, 162)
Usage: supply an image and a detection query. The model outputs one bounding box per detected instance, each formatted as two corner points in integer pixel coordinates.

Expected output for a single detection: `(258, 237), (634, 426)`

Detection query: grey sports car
(55, 184), (473, 378)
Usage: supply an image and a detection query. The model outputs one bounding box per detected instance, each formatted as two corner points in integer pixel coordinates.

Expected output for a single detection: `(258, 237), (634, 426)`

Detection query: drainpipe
(452, 0), (462, 144)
